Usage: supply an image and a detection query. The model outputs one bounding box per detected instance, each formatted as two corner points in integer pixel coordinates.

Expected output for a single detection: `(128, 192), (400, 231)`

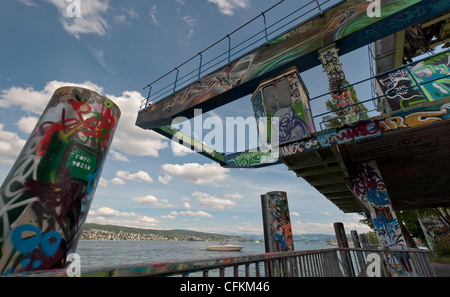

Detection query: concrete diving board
(136, 0), (450, 130)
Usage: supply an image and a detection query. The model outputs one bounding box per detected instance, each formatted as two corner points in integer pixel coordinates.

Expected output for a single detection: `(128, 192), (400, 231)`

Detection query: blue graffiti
(9, 224), (62, 272)
(366, 189), (390, 206)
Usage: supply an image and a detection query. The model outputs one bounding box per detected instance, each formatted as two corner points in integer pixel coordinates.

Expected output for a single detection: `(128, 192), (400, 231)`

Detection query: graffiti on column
(261, 191), (294, 252)
(349, 160), (416, 276)
(318, 44), (361, 125)
(0, 86), (120, 274)
(417, 212), (450, 255)
(376, 50), (450, 111)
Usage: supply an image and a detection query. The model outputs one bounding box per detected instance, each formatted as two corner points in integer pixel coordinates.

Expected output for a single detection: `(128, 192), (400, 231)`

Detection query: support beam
(345, 160), (407, 249)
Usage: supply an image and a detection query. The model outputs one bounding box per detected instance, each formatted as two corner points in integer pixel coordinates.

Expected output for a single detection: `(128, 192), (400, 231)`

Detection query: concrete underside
(281, 100), (450, 214)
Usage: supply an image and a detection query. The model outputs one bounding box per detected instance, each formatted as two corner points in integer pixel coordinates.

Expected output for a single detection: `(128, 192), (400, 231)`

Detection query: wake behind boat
(207, 242), (244, 251)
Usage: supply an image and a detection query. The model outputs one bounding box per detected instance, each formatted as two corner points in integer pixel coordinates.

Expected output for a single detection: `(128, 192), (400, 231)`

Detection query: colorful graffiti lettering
(381, 103), (450, 130)
(377, 50), (450, 111)
(228, 151), (277, 167)
(279, 138), (319, 157)
(0, 87), (120, 274)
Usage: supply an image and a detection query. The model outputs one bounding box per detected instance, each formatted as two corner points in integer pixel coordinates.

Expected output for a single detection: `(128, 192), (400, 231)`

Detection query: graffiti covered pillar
(346, 160), (416, 276)
(318, 43), (362, 125)
(261, 191), (296, 276)
(0, 86), (120, 274)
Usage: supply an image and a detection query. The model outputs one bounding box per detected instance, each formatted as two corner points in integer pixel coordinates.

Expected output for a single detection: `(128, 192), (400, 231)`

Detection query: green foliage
(322, 83), (369, 129)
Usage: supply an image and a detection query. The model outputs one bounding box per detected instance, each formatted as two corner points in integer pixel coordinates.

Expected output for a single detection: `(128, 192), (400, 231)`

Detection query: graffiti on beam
(0, 87), (120, 274)
(279, 102), (450, 158)
(227, 151), (278, 167)
(376, 50), (450, 111)
(139, 0), (449, 129)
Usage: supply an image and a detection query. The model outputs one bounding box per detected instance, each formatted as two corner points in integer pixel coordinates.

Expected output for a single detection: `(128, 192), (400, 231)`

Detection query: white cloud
(225, 192), (243, 200)
(192, 191), (236, 210)
(0, 80), (103, 114)
(108, 150), (129, 162)
(161, 162), (229, 185)
(158, 173), (173, 185)
(132, 195), (175, 208)
(116, 170), (154, 183)
(98, 177), (108, 187)
(17, 0), (36, 7)
(208, 0), (250, 15)
(171, 210), (213, 218)
(46, 0), (110, 39)
(89, 207), (136, 217)
(149, 5), (158, 26)
(110, 177), (125, 186)
(0, 82), (169, 159)
(0, 124), (26, 164)
(107, 91), (169, 158)
(291, 212), (301, 217)
(183, 202), (191, 209)
(114, 7), (139, 24)
(87, 207), (160, 228)
(171, 141), (195, 157)
(181, 15), (198, 41)
(15, 116), (39, 134)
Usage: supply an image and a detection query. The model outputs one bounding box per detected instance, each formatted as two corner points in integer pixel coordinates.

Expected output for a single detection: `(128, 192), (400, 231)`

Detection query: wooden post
(333, 222), (355, 277)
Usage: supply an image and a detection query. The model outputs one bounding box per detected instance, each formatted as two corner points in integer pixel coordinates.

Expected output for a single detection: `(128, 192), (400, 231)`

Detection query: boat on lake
(207, 242), (244, 251)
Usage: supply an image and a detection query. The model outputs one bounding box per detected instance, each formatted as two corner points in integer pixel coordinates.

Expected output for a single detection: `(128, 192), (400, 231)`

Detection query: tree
(322, 82), (369, 129)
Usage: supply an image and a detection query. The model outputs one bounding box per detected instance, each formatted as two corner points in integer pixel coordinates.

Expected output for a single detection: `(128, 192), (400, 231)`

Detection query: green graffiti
(229, 151), (277, 167)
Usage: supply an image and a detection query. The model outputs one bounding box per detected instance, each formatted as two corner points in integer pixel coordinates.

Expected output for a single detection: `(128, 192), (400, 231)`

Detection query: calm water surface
(75, 240), (330, 269)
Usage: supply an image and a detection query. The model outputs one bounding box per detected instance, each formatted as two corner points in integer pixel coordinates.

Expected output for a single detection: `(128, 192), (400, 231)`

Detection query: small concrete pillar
(0, 87), (120, 274)
(261, 191), (296, 276)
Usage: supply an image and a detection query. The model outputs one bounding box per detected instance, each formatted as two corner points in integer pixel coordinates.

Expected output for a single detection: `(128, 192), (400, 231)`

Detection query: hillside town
(80, 224), (252, 242)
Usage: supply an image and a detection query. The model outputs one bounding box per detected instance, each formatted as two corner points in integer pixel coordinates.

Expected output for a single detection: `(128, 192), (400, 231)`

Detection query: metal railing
(6, 247), (435, 277)
(140, 0), (344, 110)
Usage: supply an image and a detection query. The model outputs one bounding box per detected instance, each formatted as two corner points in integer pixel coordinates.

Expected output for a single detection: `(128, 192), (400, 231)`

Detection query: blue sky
(0, 0), (373, 235)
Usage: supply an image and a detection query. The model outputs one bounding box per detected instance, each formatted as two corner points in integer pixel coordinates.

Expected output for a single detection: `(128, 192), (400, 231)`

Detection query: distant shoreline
(80, 223), (257, 242)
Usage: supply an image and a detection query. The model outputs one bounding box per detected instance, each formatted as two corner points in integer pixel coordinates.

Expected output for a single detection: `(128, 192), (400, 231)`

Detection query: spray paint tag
(66, 146), (97, 182)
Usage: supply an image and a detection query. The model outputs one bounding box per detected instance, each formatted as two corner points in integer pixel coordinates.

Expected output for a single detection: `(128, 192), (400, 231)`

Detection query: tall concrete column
(318, 43), (362, 125)
(261, 191), (296, 276)
(346, 160), (417, 276)
(346, 160), (406, 249)
(0, 86), (120, 274)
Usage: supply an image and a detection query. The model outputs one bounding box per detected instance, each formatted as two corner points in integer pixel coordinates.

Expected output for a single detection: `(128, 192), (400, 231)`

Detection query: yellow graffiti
(381, 104), (450, 131)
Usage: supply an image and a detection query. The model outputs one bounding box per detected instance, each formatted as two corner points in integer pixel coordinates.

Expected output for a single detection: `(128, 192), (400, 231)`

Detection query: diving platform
(135, 0), (450, 215)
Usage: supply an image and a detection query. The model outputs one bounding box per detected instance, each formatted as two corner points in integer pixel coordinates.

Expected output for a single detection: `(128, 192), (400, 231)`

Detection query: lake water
(75, 240), (331, 270)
